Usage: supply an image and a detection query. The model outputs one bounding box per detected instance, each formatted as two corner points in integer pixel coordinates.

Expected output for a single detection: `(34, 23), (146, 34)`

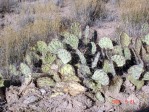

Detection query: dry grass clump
(73, 0), (105, 25)
(119, 0), (149, 36)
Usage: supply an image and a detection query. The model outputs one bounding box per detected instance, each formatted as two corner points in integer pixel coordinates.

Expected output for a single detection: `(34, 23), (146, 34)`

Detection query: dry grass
(73, 0), (105, 25)
(119, 0), (149, 36)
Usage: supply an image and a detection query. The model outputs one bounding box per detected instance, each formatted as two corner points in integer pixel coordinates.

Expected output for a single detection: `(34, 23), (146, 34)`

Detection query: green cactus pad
(124, 47), (131, 60)
(76, 49), (87, 65)
(142, 72), (149, 80)
(84, 25), (90, 44)
(60, 64), (79, 82)
(36, 77), (55, 88)
(92, 52), (100, 68)
(127, 75), (144, 90)
(60, 64), (75, 76)
(57, 49), (72, 64)
(112, 45), (123, 56)
(90, 42), (97, 55)
(135, 38), (142, 55)
(95, 92), (105, 102)
(42, 53), (56, 65)
(128, 64), (144, 80)
(111, 55), (126, 67)
(48, 39), (64, 54)
(92, 69), (109, 86)
(98, 37), (113, 49)
(120, 32), (131, 47)
(36, 41), (48, 54)
(41, 64), (51, 73)
(79, 64), (91, 76)
(63, 33), (79, 49)
(20, 63), (31, 75)
(103, 60), (116, 76)
(9, 64), (20, 76)
(142, 34), (149, 45)
(25, 54), (32, 65)
(70, 22), (82, 39)
(0, 74), (4, 87)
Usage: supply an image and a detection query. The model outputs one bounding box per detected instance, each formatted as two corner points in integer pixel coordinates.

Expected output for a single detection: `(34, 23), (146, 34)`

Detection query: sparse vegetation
(0, 0), (149, 111)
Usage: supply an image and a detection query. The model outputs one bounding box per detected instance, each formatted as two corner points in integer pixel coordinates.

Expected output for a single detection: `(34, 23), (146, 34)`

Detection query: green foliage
(123, 47), (131, 60)
(48, 39), (64, 54)
(42, 53), (56, 65)
(84, 25), (90, 44)
(36, 41), (48, 54)
(70, 22), (82, 39)
(90, 42), (97, 55)
(111, 55), (126, 67)
(76, 49), (87, 65)
(142, 34), (149, 45)
(128, 64), (144, 80)
(92, 52), (100, 68)
(120, 32), (131, 47)
(37, 77), (55, 88)
(92, 69), (109, 86)
(20, 63), (31, 75)
(57, 49), (72, 64)
(9, 64), (20, 76)
(63, 33), (79, 49)
(98, 37), (113, 49)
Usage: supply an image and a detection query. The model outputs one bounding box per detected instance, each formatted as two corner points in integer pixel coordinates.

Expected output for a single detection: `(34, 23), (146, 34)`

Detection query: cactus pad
(57, 49), (72, 64)
(42, 53), (56, 65)
(90, 42), (97, 54)
(63, 33), (79, 49)
(92, 69), (109, 86)
(41, 64), (51, 73)
(36, 77), (55, 88)
(124, 47), (131, 60)
(84, 25), (90, 44)
(95, 92), (105, 102)
(111, 55), (126, 67)
(48, 39), (64, 54)
(76, 49), (87, 65)
(142, 34), (149, 45)
(20, 63), (31, 75)
(112, 45), (123, 56)
(98, 37), (113, 49)
(142, 72), (149, 80)
(70, 22), (82, 39)
(92, 52), (100, 68)
(120, 32), (131, 47)
(128, 65), (144, 80)
(36, 41), (48, 54)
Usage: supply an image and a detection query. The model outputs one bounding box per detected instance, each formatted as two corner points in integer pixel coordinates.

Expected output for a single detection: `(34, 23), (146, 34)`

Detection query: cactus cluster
(8, 22), (149, 99)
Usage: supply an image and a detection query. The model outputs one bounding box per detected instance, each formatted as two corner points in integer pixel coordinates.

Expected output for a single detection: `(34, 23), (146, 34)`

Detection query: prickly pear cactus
(9, 64), (20, 76)
(48, 39), (64, 54)
(135, 38), (142, 55)
(127, 75), (144, 90)
(41, 64), (51, 73)
(112, 45), (123, 56)
(142, 72), (149, 80)
(90, 42), (97, 54)
(95, 92), (105, 102)
(120, 32), (131, 47)
(124, 47), (131, 60)
(0, 74), (4, 87)
(42, 53), (56, 65)
(111, 55), (126, 67)
(57, 49), (72, 64)
(76, 49), (87, 65)
(63, 33), (79, 49)
(98, 37), (113, 49)
(92, 69), (109, 86)
(36, 77), (55, 88)
(70, 22), (82, 39)
(92, 52), (100, 68)
(103, 60), (116, 76)
(142, 34), (149, 45)
(36, 41), (48, 54)
(84, 25), (90, 44)
(128, 64), (144, 80)
(25, 54), (32, 65)
(78, 64), (91, 76)
(60, 64), (79, 82)
(20, 63), (31, 75)
(60, 64), (75, 76)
